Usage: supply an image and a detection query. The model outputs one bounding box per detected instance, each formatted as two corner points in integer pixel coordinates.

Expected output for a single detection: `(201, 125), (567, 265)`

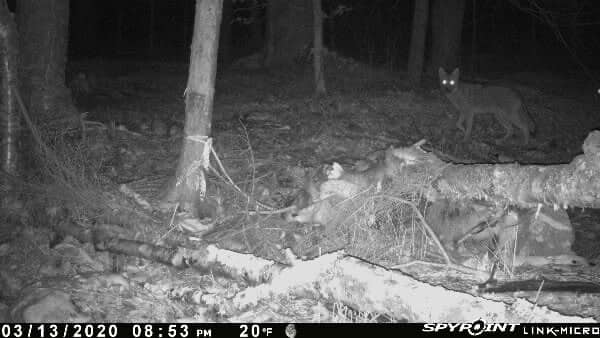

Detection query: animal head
(438, 67), (460, 94)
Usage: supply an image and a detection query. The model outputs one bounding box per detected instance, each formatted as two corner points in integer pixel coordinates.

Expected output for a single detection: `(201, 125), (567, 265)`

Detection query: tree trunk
(0, 0), (21, 202)
(430, 0), (466, 72)
(312, 0), (326, 95)
(16, 0), (76, 123)
(407, 0), (429, 87)
(265, 0), (312, 67)
(166, 0), (223, 214)
(218, 0), (232, 66)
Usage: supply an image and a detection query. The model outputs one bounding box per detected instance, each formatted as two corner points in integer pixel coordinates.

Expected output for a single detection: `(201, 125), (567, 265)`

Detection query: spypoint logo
(468, 320), (486, 336)
(422, 319), (518, 336)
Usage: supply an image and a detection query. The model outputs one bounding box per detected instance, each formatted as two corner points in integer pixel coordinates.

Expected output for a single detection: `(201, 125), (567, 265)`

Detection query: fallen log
(53, 217), (597, 322)
(394, 131), (600, 209)
(232, 251), (595, 322)
(50, 219), (599, 322)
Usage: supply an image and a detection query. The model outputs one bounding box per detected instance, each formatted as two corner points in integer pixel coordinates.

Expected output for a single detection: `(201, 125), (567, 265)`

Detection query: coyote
(438, 68), (535, 144)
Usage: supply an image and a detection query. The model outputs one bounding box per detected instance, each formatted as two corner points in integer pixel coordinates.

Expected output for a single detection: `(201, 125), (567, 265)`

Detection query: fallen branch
(54, 220), (283, 282)
(377, 194), (453, 265)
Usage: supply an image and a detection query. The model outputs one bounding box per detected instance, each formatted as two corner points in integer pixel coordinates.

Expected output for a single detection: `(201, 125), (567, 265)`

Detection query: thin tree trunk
(166, 0), (223, 214)
(312, 0), (326, 95)
(407, 0), (429, 87)
(430, 0), (466, 72)
(265, 0), (312, 67)
(0, 0), (21, 198)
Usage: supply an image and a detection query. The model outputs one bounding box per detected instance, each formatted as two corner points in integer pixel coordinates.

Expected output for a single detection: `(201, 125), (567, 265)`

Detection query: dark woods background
(8, 0), (600, 75)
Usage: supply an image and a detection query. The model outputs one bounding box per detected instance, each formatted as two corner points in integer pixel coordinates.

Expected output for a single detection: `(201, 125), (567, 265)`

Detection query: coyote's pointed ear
(450, 68), (460, 79)
(438, 67), (446, 78)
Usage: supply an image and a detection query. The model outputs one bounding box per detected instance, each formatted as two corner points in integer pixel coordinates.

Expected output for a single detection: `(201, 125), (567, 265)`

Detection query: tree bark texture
(168, 0), (223, 212)
(0, 0), (20, 183)
(395, 132), (600, 209)
(16, 0), (76, 122)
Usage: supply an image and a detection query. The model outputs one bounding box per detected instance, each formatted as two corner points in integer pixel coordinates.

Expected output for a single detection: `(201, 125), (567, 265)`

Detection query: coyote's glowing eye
(449, 80), (455, 85)
(442, 80), (447, 85)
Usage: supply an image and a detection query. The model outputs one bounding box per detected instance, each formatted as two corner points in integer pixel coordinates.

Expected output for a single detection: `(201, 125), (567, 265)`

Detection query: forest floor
(1, 57), (600, 322)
